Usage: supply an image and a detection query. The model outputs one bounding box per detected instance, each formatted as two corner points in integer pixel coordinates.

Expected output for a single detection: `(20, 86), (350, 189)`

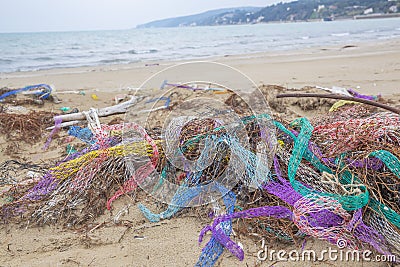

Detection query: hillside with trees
(137, 0), (400, 28)
(252, 0), (400, 22)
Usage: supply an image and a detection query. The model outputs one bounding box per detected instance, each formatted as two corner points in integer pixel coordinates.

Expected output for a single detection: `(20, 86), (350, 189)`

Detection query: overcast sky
(0, 0), (286, 33)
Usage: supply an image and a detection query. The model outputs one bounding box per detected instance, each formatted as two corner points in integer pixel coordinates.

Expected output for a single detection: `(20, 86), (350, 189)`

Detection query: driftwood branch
(46, 96), (144, 129)
(276, 93), (400, 115)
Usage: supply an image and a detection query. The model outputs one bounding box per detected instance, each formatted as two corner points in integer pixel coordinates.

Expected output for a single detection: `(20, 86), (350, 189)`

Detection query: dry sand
(0, 39), (400, 267)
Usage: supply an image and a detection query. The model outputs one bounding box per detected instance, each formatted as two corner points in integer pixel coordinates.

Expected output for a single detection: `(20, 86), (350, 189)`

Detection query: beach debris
(1, 105), (29, 114)
(43, 117), (62, 150)
(60, 107), (71, 112)
(321, 89), (379, 115)
(316, 85), (352, 96)
(347, 88), (380, 100)
(114, 94), (128, 104)
(59, 107), (79, 114)
(91, 94), (99, 100)
(53, 90), (86, 96)
(328, 100), (359, 112)
(160, 80), (228, 92)
(1, 84), (399, 266)
(146, 96), (171, 108)
(0, 160), (48, 186)
(276, 93), (400, 114)
(1, 98), (45, 106)
(68, 126), (94, 144)
(0, 111), (57, 143)
(341, 45), (358, 49)
(316, 86), (381, 100)
(0, 84), (58, 105)
(0, 84), (52, 101)
(66, 144), (77, 155)
(47, 96), (144, 129)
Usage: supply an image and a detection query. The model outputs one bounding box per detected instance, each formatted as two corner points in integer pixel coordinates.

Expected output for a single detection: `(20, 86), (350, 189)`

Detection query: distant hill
(136, 7), (262, 28)
(137, 0), (400, 28)
(251, 0), (400, 22)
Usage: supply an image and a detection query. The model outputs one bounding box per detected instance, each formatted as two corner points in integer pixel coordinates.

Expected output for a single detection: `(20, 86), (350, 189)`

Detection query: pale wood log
(46, 96), (144, 130)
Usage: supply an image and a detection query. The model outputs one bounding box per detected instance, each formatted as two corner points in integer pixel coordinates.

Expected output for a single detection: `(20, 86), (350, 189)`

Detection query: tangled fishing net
(1, 83), (399, 266)
(0, 111), (56, 143)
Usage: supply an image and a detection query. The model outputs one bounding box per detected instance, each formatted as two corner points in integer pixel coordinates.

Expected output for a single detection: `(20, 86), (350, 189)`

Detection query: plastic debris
(60, 107), (71, 112)
(0, 84), (52, 101)
(1, 84), (399, 267)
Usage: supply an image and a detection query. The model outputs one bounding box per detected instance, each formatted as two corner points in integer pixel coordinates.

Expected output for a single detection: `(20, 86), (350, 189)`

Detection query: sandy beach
(2, 38), (400, 95)
(1, 38), (400, 267)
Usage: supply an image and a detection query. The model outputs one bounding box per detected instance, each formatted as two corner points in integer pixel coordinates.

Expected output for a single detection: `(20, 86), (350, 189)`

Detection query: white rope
(83, 108), (101, 132)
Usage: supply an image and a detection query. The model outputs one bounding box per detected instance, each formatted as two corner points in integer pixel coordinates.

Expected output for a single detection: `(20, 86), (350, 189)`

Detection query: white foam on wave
(331, 32), (350, 37)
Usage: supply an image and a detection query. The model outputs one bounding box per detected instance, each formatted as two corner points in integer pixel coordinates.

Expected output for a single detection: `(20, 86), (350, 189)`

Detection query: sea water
(0, 18), (399, 73)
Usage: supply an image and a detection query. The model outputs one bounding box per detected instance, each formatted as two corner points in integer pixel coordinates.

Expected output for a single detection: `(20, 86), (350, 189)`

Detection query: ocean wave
(124, 49), (137, 54)
(63, 54), (91, 59)
(233, 34), (255, 38)
(378, 35), (399, 40)
(13, 63), (64, 72)
(181, 46), (199, 50)
(122, 49), (158, 55)
(143, 49), (158, 54)
(0, 59), (13, 64)
(99, 58), (130, 64)
(34, 56), (53, 61)
(331, 32), (350, 37)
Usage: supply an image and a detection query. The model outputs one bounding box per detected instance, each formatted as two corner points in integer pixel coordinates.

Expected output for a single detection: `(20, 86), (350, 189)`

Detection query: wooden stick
(54, 96), (143, 122)
(46, 96), (144, 130)
(276, 93), (400, 115)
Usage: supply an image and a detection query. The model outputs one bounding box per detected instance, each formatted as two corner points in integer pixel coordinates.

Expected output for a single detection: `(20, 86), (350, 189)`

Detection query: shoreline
(1, 38), (399, 95)
(2, 37), (400, 74)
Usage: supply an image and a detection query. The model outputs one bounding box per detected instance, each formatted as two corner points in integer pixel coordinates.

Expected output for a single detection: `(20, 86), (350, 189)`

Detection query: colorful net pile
(0, 85), (399, 266)
(0, 84), (55, 106)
